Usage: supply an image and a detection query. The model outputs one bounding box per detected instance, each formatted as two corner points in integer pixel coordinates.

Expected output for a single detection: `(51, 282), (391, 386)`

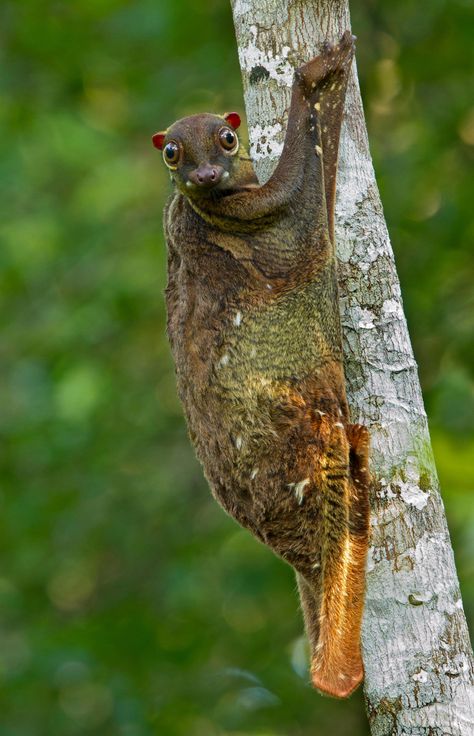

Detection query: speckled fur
(158, 33), (370, 698)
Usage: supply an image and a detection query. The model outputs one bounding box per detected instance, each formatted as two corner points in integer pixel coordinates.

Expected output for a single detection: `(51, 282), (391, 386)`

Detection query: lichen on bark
(230, 0), (474, 732)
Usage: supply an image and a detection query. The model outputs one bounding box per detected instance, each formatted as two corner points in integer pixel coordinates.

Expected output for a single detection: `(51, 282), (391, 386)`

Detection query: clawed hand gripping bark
(153, 32), (370, 698)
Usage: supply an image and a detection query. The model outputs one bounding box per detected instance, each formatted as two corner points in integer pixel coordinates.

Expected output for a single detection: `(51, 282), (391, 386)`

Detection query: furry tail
(299, 422), (370, 698)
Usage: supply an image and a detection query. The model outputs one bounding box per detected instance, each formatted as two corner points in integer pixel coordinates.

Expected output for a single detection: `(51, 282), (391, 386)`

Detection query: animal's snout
(189, 164), (224, 188)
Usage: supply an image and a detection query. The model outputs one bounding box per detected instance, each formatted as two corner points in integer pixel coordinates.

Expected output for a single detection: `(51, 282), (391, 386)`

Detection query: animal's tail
(299, 421), (370, 698)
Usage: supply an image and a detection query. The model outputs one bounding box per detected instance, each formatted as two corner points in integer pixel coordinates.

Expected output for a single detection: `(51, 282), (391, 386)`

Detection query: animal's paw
(321, 30), (356, 62)
(296, 30), (355, 93)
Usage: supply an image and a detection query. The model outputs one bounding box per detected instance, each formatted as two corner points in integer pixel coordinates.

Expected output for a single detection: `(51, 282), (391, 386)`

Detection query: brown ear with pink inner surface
(152, 131), (167, 150)
(224, 112), (241, 130)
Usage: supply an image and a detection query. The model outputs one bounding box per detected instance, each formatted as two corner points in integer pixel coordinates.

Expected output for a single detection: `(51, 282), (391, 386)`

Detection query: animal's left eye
(219, 127), (238, 152)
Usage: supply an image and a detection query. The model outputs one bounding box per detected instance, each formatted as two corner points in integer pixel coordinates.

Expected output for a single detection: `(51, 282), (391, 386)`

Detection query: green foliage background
(1, 1), (473, 734)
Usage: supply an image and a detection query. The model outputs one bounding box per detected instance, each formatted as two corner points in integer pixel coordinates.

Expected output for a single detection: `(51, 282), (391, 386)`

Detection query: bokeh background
(1, 1), (473, 734)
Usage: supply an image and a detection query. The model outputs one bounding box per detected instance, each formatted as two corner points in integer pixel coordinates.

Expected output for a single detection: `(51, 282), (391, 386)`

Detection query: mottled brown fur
(155, 32), (370, 698)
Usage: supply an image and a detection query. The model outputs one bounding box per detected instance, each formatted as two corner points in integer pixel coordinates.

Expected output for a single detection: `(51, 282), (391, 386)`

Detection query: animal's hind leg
(347, 423), (371, 539)
(345, 423), (370, 640)
(297, 31), (355, 242)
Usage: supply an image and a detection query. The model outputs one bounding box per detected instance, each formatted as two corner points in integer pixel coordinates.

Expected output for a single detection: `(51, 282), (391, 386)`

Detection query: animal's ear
(224, 112), (241, 130)
(152, 131), (167, 150)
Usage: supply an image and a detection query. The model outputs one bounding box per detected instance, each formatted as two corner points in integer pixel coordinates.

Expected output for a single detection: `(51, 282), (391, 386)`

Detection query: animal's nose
(189, 164), (224, 188)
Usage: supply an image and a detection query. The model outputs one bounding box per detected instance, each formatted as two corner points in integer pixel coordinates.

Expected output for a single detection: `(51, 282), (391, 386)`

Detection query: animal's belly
(176, 321), (345, 464)
(212, 281), (343, 389)
(171, 276), (346, 474)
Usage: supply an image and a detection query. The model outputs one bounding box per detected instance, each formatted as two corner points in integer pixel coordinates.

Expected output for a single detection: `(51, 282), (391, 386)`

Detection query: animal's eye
(219, 127), (238, 152)
(163, 141), (180, 167)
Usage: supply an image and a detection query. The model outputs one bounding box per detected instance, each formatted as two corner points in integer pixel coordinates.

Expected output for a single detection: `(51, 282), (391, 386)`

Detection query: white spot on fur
(288, 478), (310, 504)
(233, 311), (242, 326)
(235, 435), (243, 450)
(251, 468), (259, 479)
(222, 171), (230, 180)
(312, 562), (320, 569)
(334, 422), (344, 428)
(219, 354), (230, 367)
(315, 145), (322, 156)
(266, 283), (273, 290)
(314, 102), (320, 111)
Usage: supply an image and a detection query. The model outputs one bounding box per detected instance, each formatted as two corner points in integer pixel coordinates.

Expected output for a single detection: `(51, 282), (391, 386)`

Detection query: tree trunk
(230, 1), (474, 732)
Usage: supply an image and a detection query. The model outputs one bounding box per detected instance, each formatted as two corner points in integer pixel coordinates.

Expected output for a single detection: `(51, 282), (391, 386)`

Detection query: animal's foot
(296, 30), (355, 94)
(347, 423), (370, 458)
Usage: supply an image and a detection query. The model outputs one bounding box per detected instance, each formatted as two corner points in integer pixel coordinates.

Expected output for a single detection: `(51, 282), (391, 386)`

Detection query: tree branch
(230, 0), (474, 732)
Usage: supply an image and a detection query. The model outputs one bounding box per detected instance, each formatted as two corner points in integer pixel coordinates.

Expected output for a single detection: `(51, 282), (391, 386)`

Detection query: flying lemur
(153, 31), (370, 698)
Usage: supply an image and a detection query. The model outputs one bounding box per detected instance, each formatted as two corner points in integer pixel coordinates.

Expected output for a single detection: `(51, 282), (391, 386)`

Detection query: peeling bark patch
(249, 64), (270, 85)
(400, 482), (430, 510)
(237, 26), (294, 88)
(397, 458), (430, 510)
(412, 668), (429, 683)
(408, 593), (426, 606)
(249, 122), (284, 161)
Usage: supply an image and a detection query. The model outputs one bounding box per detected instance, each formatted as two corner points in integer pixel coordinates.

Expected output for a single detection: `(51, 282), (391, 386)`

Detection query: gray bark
(230, 1), (474, 733)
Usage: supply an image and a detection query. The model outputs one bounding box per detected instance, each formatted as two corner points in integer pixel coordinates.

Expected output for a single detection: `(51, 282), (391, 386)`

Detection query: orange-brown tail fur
(299, 422), (370, 698)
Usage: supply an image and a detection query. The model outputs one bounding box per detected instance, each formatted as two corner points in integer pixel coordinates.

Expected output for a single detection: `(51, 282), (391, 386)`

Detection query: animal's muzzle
(188, 163), (224, 188)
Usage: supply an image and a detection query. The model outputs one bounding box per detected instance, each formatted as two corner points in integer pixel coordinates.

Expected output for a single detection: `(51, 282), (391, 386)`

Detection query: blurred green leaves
(0, 0), (473, 734)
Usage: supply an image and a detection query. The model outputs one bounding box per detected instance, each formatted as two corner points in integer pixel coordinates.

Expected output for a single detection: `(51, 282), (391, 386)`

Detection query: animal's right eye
(163, 141), (180, 168)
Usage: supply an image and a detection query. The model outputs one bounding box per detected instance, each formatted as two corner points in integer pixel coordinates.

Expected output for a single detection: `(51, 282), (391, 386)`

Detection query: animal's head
(152, 112), (253, 198)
